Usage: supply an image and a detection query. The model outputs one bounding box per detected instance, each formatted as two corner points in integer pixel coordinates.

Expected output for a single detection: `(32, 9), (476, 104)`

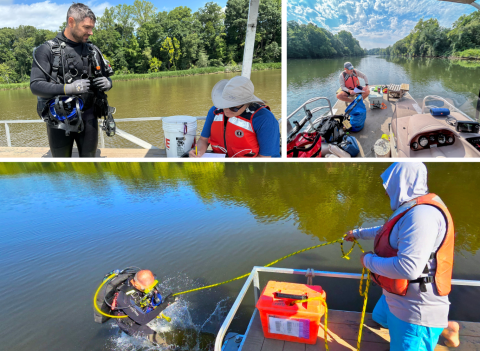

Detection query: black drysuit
(30, 31), (112, 157)
(114, 281), (173, 344)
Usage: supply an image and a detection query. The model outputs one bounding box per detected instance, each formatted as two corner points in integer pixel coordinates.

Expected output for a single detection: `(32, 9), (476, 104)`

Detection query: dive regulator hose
(93, 273), (128, 319)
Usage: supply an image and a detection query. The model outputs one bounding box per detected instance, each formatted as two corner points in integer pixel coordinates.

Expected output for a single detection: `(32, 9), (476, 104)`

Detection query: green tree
(160, 37), (181, 70)
(0, 63), (15, 83)
(132, 0), (157, 27)
(196, 2), (226, 62)
(149, 57), (162, 72)
(13, 36), (34, 79)
(196, 48), (209, 67)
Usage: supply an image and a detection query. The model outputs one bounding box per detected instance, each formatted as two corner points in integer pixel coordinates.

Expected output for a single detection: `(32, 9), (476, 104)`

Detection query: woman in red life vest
(344, 162), (460, 350)
(189, 76), (280, 158)
(336, 62), (370, 104)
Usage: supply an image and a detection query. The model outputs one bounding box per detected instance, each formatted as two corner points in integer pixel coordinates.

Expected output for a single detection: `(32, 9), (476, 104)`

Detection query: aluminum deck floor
(0, 147), (167, 158)
(240, 309), (480, 351)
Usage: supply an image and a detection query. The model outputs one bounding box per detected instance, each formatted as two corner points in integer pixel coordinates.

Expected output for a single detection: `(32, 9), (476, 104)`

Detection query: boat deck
(240, 309), (480, 351)
(326, 87), (420, 158)
(330, 94), (393, 158)
(0, 147), (167, 158)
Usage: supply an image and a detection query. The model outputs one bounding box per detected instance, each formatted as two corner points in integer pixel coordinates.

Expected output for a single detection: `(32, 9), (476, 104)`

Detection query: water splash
(109, 278), (231, 351)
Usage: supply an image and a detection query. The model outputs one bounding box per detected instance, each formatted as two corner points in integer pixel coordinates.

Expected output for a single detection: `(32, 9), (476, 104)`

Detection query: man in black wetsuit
(113, 270), (175, 344)
(30, 3), (113, 157)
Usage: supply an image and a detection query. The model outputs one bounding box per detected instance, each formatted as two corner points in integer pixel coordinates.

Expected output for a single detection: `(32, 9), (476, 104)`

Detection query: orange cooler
(255, 281), (326, 344)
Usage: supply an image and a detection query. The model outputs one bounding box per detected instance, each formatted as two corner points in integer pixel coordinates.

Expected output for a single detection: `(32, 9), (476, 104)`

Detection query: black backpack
(316, 115), (345, 143)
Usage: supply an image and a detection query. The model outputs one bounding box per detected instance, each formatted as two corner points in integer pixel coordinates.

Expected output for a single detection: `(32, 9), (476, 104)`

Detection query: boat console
(391, 96), (480, 158)
(410, 129), (455, 151)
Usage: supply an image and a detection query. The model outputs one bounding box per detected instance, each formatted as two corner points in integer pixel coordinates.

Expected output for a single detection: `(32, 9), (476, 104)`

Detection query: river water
(0, 69), (281, 149)
(287, 56), (480, 122)
(0, 162), (479, 351)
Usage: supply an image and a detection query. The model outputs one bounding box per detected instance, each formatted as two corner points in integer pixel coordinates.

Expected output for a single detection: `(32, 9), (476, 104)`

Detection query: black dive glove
(163, 294), (176, 304)
(93, 77), (112, 91)
(64, 79), (90, 94)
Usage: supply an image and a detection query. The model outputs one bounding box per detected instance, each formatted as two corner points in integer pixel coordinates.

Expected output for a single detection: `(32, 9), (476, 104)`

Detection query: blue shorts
(372, 295), (444, 351)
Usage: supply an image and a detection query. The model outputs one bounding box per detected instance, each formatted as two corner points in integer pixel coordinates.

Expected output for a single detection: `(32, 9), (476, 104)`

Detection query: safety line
(94, 236), (371, 350)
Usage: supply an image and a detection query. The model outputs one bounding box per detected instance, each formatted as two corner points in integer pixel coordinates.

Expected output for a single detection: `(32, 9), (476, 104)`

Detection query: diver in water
(94, 269), (175, 345)
(30, 3), (115, 157)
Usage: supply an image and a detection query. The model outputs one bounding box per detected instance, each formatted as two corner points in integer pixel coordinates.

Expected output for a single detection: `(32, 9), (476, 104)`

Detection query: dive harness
(93, 268), (172, 324)
(33, 37), (116, 137)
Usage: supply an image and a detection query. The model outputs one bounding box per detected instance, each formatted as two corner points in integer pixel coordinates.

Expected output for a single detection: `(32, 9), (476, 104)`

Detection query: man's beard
(71, 25), (86, 43)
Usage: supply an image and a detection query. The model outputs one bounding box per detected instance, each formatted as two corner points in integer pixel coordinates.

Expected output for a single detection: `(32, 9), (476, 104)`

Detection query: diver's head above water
(131, 269), (156, 292)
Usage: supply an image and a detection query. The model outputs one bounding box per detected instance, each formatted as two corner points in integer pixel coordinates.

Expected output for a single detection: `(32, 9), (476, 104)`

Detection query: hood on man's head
(381, 162), (428, 211)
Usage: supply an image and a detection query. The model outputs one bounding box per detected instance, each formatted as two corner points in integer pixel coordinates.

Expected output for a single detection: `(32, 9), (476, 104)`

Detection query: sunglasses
(227, 104), (245, 112)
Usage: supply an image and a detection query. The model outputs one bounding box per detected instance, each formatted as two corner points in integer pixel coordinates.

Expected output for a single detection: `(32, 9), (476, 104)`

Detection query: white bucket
(162, 116), (197, 157)
(374, 138), (391, 158)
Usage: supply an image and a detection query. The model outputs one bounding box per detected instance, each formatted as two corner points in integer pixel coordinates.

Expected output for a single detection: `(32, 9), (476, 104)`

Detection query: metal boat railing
(0, 116), (206, 149)
(422, 95), (474, 121)
(286, 97), (333, 137)
(215, 266), (480, 351)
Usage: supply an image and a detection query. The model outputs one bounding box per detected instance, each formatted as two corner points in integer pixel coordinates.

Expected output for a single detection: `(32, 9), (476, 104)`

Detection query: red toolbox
(255, 281), (326, 344)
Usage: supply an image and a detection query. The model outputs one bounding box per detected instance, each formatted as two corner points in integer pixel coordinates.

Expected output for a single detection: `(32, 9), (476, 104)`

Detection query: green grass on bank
(0, 81), (30, 90)
(452, 48), (480, 59)
(0, 62), (281, 91)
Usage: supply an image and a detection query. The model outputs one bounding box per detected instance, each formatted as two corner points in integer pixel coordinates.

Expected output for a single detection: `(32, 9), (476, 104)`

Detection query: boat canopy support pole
(99, 126), (105, 148)
(472, 1), (480, 10)
(242, 0), (260, 79)
(4, 123), (11, 147)
(477, 89), (480, 121)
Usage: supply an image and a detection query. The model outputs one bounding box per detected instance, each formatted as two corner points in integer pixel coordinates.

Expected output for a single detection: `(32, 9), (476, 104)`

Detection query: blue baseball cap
(344, 62), (354, 70)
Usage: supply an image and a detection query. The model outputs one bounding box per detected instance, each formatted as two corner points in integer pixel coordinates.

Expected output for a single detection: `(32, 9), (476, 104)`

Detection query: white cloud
(0, 1), (111, 30)
(288, 0), (476, 48)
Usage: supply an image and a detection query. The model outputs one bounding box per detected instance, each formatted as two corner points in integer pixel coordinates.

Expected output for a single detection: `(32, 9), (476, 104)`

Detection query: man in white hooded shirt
(345, 162), (459, 350)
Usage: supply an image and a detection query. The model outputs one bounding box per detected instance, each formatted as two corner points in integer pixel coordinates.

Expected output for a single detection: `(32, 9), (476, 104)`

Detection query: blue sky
(287, 0), (477, 49)
(0, 0), (227, 30)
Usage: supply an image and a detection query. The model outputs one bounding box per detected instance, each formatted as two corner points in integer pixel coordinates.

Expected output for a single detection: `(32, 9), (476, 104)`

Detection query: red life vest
(371, 193), (454, 296)
(343, 70), (360, 90)
(209, 104), (270, 157)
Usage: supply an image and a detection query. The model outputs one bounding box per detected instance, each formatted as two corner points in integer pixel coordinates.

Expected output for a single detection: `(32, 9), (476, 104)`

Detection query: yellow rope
(171, 236), (370, 351)
(171, 239), (345, 297)
(95, 236), (371, 350)
(290, 296), (329, 350)
(353, 239), (371, 351)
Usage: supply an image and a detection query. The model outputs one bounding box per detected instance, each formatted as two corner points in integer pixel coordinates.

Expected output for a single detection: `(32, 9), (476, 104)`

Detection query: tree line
(0, 0), (281, 84)
(287, 21), (367, 59)
(367, 11), (480, 58)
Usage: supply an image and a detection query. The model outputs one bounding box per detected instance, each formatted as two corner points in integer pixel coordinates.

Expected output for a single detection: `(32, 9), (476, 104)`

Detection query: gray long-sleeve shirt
(354, 204), (449, 328)
(339, 69), (369, 93)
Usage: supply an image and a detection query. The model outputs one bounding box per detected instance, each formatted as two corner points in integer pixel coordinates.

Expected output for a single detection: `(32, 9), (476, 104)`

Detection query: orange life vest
(343, 70), (360, 90)
(371, 193), (454, 296)
(209, 104), (270, 157)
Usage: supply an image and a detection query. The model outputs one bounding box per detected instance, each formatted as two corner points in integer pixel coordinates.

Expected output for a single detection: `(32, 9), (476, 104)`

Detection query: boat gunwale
(216, 266), (480, 351)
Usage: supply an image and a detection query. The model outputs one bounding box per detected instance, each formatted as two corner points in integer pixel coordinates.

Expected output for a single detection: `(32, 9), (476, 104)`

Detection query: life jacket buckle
(423, 276), (434, 284)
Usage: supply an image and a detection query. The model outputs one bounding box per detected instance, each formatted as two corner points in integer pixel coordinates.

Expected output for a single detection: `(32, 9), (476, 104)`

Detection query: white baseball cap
(211, 76), (264, 109)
